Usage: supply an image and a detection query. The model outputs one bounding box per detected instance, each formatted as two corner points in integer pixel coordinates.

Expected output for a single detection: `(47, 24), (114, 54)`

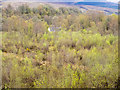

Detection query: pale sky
(4, 0), (120, 3)
(107, 0), (119, 3)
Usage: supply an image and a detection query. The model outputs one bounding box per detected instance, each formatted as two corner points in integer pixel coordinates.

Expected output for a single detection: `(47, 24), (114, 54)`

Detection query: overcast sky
(107, 0), (119, 3)
(4, 0), (119, 3)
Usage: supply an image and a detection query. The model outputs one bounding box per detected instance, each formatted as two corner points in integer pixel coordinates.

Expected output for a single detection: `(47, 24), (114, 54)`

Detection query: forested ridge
(1, 4), (119, 88)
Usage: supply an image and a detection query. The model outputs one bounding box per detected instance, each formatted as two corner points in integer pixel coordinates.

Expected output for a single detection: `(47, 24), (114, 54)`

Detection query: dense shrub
(1, 4), (118, 88)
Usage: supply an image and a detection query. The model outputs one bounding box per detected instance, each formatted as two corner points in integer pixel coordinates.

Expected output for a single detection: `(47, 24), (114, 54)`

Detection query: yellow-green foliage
(2, 29), (118, 88)
(1, 4), (118, 88)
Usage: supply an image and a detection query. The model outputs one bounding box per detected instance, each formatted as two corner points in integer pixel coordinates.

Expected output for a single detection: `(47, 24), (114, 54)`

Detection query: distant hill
(75, 2), (118, 9)
(3, 0), (118, 9)
(53, 2), (118, 9)
(2, 1), (118, 15)
(51, 2), (118, 14)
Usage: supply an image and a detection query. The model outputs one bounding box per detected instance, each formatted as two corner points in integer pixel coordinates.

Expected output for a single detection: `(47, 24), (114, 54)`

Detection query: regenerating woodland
(1, 4), (119, 88)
